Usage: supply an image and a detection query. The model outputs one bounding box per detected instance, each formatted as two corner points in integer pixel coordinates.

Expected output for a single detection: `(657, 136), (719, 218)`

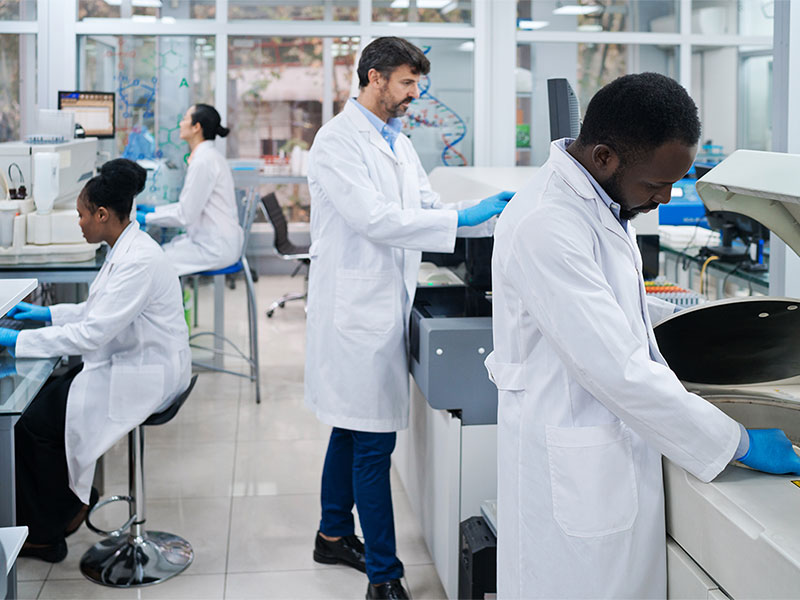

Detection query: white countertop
(0, 526), (28, 575)
(0, 279), (37, 317)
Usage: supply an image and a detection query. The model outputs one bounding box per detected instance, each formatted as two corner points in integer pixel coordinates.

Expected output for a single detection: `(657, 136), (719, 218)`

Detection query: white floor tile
(16, 579), (44, 600)
(16, 556), (51, 582)
(38, 573), (225, 600)
(405, 564), (448, 600)
(225, 569), (367, 600)
(102, 440), (236, 499)
(233, 439), (327, 497)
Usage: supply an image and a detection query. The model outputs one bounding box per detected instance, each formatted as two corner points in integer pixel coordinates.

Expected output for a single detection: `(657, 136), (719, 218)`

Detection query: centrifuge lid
(654, 297), (800, 386)
(696, 149), (800, 256)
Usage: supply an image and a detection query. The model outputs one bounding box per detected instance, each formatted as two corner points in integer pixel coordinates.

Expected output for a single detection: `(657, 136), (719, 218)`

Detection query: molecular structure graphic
(118, 74), (158, 119)
(403, 47), (468, 167)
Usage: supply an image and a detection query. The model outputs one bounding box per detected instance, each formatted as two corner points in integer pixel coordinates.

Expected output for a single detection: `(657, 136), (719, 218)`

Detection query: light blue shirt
(105, 220), (136, 263)
(350, 98), (403, 153)
(557, 138), (627, 231)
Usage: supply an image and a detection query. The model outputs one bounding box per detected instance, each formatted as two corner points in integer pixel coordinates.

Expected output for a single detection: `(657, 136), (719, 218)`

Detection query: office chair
(260, 192), (310, 318)
(189, 187), (261, 403)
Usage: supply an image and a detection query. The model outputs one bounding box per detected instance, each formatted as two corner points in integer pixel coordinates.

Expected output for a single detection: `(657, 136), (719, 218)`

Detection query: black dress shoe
(366, 579), (410, 600)
(313, 531), (366, 573)
(19, 539), (67, 563)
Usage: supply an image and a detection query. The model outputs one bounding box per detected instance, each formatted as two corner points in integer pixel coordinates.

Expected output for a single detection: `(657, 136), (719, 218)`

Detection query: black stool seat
(144, 375), (197, 426)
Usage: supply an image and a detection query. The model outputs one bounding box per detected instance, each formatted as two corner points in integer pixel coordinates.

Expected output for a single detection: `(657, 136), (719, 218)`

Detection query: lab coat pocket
(108, 364), (165, 424)
(334, 269), (397, 334)
(546, 422), (638, 537)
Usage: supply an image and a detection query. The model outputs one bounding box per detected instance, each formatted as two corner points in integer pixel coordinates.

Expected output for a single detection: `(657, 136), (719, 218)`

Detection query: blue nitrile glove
(136, 211), (148, 227)
(457, 191), (514, 227)
(0, 328), (18, 347)
(738, 429), (800, 475)
(7, 301), (50, 321)
(0, 363), (16, 378)
(137, 204), (155, 214)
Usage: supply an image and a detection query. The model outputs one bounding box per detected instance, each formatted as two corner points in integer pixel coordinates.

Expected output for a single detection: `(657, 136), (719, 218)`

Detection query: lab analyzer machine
(654, 150), (800, 599)
(0, 137), (100, 263)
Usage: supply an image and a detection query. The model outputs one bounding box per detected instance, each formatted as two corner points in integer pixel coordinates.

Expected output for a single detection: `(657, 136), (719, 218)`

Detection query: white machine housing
(662, 149), (800, 599)
(0, 139), (99, 263)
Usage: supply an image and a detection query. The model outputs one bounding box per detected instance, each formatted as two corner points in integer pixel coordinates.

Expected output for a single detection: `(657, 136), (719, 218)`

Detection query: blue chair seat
(198, 260), (243, 277)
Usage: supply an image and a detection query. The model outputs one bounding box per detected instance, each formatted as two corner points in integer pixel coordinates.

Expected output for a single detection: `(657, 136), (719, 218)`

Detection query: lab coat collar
(548, 139), (631, 245)
(189, 140), (213, 164)
(342, 100), (397, 162)
(105, 221), (139, 264)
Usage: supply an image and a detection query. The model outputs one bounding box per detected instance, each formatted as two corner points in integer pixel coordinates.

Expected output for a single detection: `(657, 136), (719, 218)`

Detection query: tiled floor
(15, 275), (446, 600)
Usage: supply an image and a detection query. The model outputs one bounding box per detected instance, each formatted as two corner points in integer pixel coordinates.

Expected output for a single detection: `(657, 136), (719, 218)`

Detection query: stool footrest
(80, 530), (193, 588)
(85, 495), (136, 537)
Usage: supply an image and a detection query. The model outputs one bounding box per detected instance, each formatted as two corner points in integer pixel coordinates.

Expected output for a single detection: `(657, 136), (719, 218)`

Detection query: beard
(379, 86), (414, 118)
(601, 169), (657, 221)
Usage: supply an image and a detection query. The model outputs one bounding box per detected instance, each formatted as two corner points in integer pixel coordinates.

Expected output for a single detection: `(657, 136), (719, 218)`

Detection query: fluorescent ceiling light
(131, 14), (157, 22)
(458, 41), (474, 52)
(440, 1), (458, 14)
(104, 0), (164, 7)
(577, 24), (603, 31)
(390, 0), (453, 9)
(518, 20), (550, 30)
(553, 4), (602, 16)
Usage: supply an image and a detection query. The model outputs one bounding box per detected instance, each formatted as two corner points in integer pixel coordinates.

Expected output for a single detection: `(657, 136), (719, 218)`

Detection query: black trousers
(15, 363), (84, 545)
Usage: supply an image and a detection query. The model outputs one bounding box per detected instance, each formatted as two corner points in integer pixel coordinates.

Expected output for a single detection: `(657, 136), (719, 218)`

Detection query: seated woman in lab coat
(136, 104), (244, 276)
(0, 158), (191, 563)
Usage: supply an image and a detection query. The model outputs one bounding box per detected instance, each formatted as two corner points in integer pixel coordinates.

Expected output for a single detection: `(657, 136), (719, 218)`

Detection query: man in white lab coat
(486, 73), (800, 599)
(305, 37), (511, 600)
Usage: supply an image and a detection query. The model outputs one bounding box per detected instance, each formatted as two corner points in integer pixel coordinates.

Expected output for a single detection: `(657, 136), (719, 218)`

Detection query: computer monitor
(547, 78), (581, 141)
(57, 91), (115, 138)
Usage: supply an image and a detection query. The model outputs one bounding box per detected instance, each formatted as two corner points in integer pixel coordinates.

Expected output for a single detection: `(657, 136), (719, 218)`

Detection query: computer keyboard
(0, 317), (25, 330)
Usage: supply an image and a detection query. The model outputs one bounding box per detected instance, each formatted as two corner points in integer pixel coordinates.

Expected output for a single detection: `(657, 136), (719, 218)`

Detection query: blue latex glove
(738, 429), (800, 475)
(0, 363), (16, 378)
(136, 211), (148, 227)
(457, 191), (514, 227)
(7, 301), (50, 321)
(0, 327), (18, 347)
(137, 204), (155, 214)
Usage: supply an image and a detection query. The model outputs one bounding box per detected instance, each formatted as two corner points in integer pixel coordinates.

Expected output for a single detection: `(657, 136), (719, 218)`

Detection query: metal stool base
(80, 530), (193, 588)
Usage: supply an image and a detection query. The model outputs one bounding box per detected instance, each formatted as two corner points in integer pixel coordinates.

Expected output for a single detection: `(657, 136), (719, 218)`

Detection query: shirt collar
(556, 138), (627, 228)
(349, 98), (403, 152)
(105, 220), (137, 263)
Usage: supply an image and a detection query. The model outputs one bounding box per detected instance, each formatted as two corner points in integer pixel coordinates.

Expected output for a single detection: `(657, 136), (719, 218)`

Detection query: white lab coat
(147, 140), (243, 276)
(485, 140), (740, 599)
(304, 101), (490, 432)
(16, 223), (191, 504)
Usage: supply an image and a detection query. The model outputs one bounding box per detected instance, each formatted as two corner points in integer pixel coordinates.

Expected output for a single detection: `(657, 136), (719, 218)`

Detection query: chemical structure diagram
(141, 41), (188, 75)
(118, 74), (158, 119)
(156, 115), (191, 165)
(403, 47), (468, 166)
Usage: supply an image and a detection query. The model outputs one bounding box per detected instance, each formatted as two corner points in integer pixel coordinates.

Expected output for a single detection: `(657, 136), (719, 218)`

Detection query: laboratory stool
(189, 187), (261, 403)
(79, 375), (198, 588)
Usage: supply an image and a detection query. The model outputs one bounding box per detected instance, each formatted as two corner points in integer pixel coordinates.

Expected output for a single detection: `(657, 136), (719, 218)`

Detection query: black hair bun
(100, 158), (147, 197)
(217, 125), (230, 138)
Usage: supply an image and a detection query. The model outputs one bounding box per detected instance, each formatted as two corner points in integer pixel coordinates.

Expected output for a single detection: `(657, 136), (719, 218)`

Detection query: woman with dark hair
(136, 103), (243, 275)
(0, 158), (191, 562)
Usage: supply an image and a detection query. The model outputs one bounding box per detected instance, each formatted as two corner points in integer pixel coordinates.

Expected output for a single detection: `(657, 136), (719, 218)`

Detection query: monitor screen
(57, 91), (115, 138)
(547, 78), (581, 141)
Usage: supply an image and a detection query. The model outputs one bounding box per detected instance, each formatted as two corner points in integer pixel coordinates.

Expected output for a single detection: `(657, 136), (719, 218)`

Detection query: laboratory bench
(659, 243), (769, 299)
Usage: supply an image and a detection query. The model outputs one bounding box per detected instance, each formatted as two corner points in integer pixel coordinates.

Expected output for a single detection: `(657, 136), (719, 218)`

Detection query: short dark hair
(575, 72), (700, 165)
(191, 103), (229, 140)
(357, 37), (430, 88)
(80, 158), (146, 220)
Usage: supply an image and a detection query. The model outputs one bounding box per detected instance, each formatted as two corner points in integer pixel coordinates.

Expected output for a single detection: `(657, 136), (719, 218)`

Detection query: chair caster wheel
(266, 310), (274, 318)
(278, 302), (286, 309)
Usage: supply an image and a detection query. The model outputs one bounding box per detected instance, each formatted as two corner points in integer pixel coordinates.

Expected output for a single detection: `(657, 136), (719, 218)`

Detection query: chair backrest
(235, 186), (259, 257)
(144, 374), (198, 426)
(261, 192), (296, 256)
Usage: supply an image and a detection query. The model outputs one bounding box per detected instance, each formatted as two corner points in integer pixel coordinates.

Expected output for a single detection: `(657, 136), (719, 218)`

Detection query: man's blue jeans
(319, 427), (404, 584)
